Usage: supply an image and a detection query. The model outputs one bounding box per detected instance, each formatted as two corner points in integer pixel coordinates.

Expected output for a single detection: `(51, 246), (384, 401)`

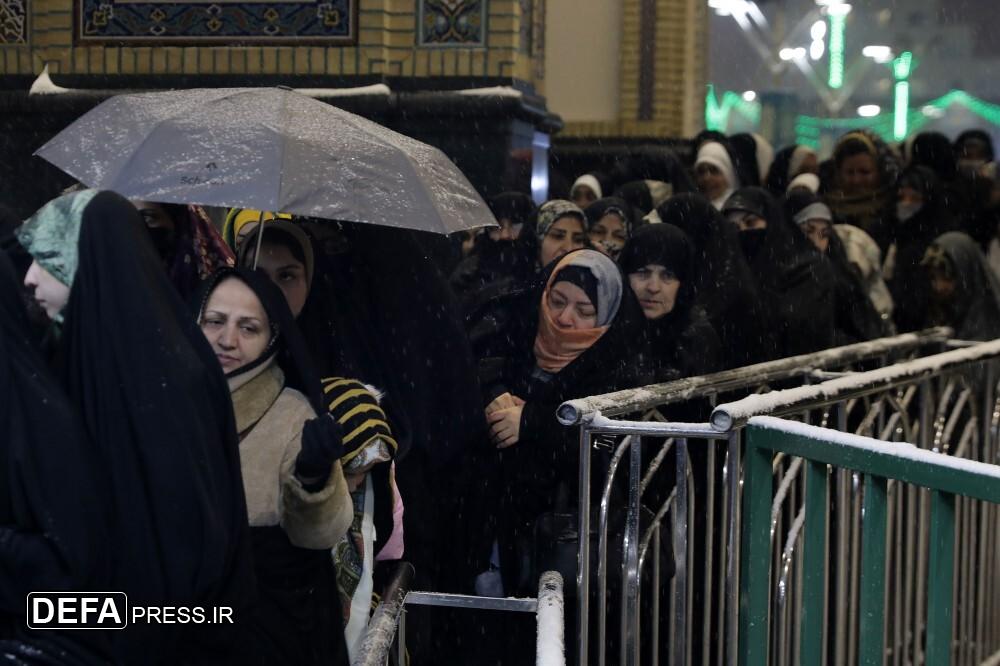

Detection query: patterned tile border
(75, 0), (356, 45)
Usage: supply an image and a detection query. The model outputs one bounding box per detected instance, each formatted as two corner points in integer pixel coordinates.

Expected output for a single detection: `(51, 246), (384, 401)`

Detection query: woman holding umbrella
(17, 189), (254, 663)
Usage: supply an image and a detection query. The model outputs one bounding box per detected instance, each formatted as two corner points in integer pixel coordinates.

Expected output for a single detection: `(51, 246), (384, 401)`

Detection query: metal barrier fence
(354, 569), (566, 666)
(558, 331), (1000, 666)
(739, 416), (1000, 666)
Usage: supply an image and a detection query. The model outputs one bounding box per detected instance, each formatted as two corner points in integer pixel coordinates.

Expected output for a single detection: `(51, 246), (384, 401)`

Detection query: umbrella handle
(251, 209), (267, 271)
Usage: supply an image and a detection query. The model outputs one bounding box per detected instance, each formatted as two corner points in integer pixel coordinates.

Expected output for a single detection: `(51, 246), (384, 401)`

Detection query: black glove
(295, 414), (345, 492)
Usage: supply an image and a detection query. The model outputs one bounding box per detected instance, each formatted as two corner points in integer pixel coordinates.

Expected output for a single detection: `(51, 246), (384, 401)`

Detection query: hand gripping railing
(559, 333), (1000, 666)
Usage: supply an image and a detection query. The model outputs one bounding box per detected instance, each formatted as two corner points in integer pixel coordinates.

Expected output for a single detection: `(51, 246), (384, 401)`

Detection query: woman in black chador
(18, 189), (254, 664)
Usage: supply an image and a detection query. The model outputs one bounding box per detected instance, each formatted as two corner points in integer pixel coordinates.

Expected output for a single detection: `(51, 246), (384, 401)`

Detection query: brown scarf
(532, 281), (608, 374)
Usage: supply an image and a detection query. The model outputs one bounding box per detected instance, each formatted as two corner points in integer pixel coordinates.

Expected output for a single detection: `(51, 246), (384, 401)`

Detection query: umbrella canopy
(35, 87), (496, 234)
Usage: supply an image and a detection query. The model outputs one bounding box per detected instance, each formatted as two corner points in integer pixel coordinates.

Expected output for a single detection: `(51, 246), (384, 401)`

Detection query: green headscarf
(17, 189), (98, 291)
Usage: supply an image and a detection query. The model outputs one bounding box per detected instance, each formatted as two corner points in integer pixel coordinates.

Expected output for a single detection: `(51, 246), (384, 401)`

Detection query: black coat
(734, 187), (837, 360)
(0, 252), (112, 665)
(784, 191), (886, 344)
(889, 167), (958, 332)
(54, 192), (254, 663)
(656, 193), (768, 368)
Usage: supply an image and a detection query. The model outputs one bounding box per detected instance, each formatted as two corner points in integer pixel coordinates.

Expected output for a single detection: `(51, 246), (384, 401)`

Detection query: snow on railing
(711, 338), (1000, 431)
(557, 327), (952, 425)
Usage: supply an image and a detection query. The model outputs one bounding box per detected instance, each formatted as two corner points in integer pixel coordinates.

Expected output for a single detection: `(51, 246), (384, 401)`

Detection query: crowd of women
(2, 124), (1000, 665)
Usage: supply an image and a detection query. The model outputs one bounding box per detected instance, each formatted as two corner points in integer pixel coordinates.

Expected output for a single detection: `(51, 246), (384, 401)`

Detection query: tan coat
(230, 359), (353, 549)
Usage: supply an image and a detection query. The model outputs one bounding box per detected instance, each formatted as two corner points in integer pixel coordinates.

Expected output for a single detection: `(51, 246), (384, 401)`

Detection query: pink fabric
(375, 464), (404, 561)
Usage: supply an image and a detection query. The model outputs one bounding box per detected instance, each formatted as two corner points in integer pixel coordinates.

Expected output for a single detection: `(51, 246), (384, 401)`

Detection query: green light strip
(704, 84), (762, 132)
(894, 81), (909, 141)
(828, 14), (845, 90)
(794, 87), (1000, 146)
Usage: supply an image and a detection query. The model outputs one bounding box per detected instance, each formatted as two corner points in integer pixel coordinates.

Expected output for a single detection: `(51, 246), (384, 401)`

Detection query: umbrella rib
(273, 89), (291, 214)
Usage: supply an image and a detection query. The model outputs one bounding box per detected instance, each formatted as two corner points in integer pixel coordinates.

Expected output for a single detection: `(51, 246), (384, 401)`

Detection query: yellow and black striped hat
(321, 377), (398, 463)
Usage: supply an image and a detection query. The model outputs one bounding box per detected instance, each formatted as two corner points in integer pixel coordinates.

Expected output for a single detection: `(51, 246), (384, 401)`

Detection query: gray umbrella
(35, 87), (496, 234)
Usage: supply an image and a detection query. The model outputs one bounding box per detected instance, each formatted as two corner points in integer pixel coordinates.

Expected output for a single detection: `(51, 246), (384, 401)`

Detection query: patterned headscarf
(17, 189), (98, 290)
(536, 199), (586, 244)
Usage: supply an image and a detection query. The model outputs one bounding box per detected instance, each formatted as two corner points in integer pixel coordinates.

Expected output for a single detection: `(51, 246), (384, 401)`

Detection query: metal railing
(354, 568), (566, 666)
(739, 416), (1000, 666)
(558, 331), (1000, 665)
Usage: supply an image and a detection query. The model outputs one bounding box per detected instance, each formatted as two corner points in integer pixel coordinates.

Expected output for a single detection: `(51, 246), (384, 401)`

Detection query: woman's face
(696, 163), (729, 201)
(588, 213), (627, 259)
(539, 216), (587, 267)
(572, 186), (598, 209)
(488, 217), (523, 242)
(795, 152), (819, 176)
(547, 281), (597, 330)
(726, 211), (768, 231)
(628, 264), (681, 320)
(802, 220), (832, 254)
(897, 185), (925, 208)
(132, 201), (175, 231)
(838, 153), (879, 193)
(250, 242), (309, 317)
(929, 269), (957, 301)
(132, 200), (177, 262)
(23, 260), (70, 320)
(200, 278), (272, 373)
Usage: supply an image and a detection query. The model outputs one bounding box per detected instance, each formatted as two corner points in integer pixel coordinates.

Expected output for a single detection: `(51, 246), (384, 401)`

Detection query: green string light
(795, 87), (1000, 146)
(704, 84), (761, 132)
(827, 14), (846, 89)
(894, 81), (909, 141)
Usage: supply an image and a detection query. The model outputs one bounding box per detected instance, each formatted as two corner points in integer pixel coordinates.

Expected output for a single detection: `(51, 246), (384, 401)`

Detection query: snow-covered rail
(562, 333), (1000, 666)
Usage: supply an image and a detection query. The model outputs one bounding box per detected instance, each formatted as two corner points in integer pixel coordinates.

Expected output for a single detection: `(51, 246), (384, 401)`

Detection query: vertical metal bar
(915, 379), (934, 666)
(703, 441), (717, 666)
(834, 475), (850, 666)
(620, 435), (642, 666)
(577, 426), (592, 666)
(726, 430), (742, 666)
(927, 491), (957, 665)
(675, 438), (689, 666)
(717, 445), (731, 666)
(848, 471), (862, 666)
(859, 475), (889, 666)
(738, 426), (773, 666)
(801, 460), (828, 666)
(397, 607), (406, 666)
(652, 526), (661, 666)
(537, 571), (565, 666)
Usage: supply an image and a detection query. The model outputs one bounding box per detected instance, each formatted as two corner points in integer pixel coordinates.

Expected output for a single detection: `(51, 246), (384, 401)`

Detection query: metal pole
(652, 526), (661, 666)
(353, 562), (415, 666)
(726, 430), (742, 666)
(675, 438), (690, 666)
(577, 425), (592, 666)
(620, 435), (643, 666)
(536, 571), (565, 666)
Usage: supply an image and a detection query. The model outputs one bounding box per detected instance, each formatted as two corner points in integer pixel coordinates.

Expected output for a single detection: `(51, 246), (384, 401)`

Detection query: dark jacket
(784, 190), (886, 345)
(889, 166), (958, 332)
(924, 231), (1000, 341)
(449, 192), (538, 306)
(727, 187), (837, 360)
(656, 193), (768, 368)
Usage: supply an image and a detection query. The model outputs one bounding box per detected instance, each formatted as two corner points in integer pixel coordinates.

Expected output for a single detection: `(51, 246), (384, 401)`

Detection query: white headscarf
(695, 141), (738, 210)
(787, 172), (821, 194)
(788, 145), (817, 181)
(571, 174), (603, 200)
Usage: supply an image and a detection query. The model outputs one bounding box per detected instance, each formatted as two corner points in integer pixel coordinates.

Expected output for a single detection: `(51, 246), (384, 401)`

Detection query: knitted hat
(321, 377), (398, 464)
